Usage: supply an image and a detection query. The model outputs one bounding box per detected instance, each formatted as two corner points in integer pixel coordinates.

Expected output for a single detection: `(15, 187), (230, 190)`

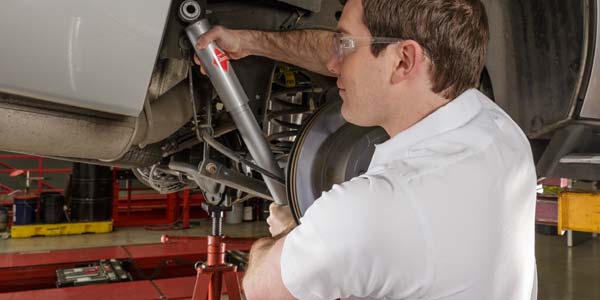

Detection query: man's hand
(192, 25), (335, 77)
(193, 26), (248, 70)
(267, 203), (296, 237)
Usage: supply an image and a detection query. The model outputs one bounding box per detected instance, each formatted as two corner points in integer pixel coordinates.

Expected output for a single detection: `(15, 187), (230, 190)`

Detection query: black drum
(0, 206), (8, 231)
(69, 163), (113, 222)
(41, 192), (65, 224)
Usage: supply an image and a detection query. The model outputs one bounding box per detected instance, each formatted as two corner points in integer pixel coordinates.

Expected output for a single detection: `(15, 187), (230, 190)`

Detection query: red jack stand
(191, 207), (243, 300)
(192, 235), (242, 300)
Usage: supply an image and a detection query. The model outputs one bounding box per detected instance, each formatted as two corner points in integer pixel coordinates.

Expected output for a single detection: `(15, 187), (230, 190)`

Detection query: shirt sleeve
(280, 175), (433, 300)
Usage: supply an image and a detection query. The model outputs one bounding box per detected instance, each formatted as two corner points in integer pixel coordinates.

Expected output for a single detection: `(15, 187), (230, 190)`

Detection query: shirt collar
(368, 89), (483, 169)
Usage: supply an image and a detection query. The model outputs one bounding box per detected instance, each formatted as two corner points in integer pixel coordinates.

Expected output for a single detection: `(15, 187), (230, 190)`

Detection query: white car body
(0, 0), (171, 116)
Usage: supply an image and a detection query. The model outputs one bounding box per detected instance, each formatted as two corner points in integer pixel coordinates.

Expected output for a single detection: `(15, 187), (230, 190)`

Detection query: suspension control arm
(169, 160), (274, 201)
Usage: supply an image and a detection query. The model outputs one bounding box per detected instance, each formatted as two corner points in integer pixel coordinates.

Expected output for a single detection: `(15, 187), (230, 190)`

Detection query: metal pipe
(186, 19), (287, 205)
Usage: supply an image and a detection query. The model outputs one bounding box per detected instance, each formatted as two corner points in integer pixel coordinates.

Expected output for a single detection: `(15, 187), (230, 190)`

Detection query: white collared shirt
(281, 89), (538, 300)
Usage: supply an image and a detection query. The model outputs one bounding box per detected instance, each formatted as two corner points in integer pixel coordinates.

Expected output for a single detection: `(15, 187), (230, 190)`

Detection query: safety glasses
(331, 32), (402, 60)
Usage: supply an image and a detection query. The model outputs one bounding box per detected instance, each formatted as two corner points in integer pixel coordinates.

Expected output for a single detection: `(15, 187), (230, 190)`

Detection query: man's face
(326, 0), (391, 127)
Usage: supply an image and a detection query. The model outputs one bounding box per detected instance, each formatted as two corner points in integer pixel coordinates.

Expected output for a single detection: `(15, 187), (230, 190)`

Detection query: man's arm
(195, 26), (335, 76)
(243, 236), (296, 300)
(243, 30), (334, 76)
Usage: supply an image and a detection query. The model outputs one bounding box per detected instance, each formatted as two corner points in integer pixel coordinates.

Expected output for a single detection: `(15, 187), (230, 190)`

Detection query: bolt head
(206, 163), (218, 174)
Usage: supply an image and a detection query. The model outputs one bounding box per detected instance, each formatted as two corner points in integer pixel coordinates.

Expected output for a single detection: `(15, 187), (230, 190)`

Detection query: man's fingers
(269, 202), (286, 214)
(194, 27), (227, 73)
(266, 203), (296, 237)
(195, 26), (223, 51)
(192, 54), (207, 75)
(195, 33), (211, 50)
(268, 226), (277, 237)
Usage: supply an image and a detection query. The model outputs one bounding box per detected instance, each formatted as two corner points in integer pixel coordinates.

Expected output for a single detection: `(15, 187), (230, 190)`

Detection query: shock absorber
(185, 19), (287, 205)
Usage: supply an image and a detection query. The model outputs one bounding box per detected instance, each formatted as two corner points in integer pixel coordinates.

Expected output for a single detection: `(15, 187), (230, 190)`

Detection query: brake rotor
(286, 91), (389, 222)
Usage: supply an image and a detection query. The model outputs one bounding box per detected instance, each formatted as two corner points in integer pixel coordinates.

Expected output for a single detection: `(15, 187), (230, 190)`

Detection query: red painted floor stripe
(0, 280), (160, 300)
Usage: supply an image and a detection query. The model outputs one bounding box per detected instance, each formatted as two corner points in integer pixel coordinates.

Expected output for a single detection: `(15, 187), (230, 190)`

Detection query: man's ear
(391, 41), (423, 84)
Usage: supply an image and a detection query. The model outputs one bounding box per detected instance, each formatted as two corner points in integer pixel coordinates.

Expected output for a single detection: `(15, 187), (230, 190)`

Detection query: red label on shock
(212, 48), (229, 72)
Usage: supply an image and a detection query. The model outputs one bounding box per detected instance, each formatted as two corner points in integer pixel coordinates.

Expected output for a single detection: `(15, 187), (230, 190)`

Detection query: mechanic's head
(363, 0), (489, 99)
(327, 0), (489, 132)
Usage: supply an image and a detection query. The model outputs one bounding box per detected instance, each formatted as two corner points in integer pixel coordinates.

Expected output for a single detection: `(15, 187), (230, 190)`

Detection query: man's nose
(326, 53), (341, 76)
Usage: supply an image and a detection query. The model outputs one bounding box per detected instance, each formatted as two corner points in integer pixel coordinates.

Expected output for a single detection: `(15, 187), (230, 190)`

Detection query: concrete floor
(0, 223), (599, 299)
(536, 233), (600, 300)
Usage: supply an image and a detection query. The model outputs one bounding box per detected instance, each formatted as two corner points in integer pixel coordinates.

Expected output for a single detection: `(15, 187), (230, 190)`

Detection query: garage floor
(536, 233), (600, 300)
(0, 223), (599, 299)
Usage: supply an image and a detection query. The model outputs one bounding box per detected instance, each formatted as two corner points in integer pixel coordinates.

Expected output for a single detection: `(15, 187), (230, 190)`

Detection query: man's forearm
(244, 237), (277, 295)
(241, 29), (335, 77)
(243, 236), (294, 300)
(246, 237), (275, 280)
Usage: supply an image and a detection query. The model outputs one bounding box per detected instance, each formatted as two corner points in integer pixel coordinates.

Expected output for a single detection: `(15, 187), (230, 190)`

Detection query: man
(195, 0), (537, 299)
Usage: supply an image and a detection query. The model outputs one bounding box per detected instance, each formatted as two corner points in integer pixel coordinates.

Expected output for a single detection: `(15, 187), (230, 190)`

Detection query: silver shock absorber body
(185, 19), (287, 205)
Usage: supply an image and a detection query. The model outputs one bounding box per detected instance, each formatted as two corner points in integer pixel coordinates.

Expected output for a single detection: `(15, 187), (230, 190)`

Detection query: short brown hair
(362, 0), (489, 99)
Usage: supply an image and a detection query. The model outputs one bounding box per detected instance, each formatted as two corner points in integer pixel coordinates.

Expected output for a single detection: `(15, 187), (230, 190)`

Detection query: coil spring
(264, 68), (322, 155)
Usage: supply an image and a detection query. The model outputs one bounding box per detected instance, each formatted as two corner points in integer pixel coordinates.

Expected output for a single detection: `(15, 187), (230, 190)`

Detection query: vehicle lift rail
(0, 233), (255, 299)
